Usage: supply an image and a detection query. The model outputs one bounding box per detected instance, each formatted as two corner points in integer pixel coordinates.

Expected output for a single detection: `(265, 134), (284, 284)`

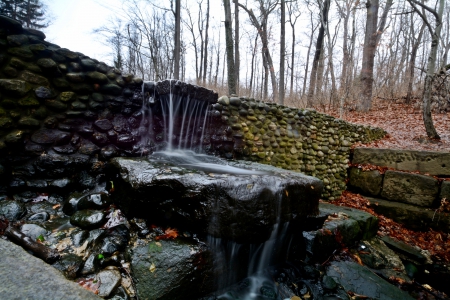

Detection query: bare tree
(407, 0), (444, 139)
(234, 0), (240, 93)
(174, 0), (181, 79)
(279, 0), (286, 105)
(224, 0), (237, 95)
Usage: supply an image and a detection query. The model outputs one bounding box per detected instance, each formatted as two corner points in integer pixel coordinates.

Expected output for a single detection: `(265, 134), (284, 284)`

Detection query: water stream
(141, 81), (295, 299)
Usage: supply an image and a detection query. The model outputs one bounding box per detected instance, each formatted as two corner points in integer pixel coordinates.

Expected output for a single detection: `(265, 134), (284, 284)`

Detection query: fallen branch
(5, 225), (60, 263)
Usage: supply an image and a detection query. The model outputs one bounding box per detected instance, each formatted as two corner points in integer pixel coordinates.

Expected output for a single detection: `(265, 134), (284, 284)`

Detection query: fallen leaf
(155, 228), (178, 240)
(149, 263), (156, 273)
(52, 204), (61, 209)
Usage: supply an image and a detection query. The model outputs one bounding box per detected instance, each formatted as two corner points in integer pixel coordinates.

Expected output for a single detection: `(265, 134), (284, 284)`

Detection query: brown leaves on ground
(77, 278), (99, 294)
(320, 98), (450, 151)
(154, 227), (178, 241)
(330, 191), (450, 262)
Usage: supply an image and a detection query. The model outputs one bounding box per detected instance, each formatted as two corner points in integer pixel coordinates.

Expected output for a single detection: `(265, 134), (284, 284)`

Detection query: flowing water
(141, 81), (296, 299)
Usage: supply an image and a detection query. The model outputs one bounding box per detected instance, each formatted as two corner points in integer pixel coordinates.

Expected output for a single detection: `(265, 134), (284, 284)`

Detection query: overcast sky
(44, 0), (123, 63)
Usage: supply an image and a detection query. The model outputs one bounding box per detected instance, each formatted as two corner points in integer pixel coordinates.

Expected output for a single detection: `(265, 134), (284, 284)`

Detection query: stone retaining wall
(349, 148), (450, 232)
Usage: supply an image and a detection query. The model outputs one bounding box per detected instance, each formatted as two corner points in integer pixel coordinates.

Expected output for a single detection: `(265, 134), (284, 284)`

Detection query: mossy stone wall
(210, 96), (386, 200)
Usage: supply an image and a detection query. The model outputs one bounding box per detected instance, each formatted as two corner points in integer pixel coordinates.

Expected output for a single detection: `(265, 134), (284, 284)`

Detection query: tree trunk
(359, 0), (379, 111)
(234, 0), (240, 93)
(223, 0), (236, 95)
(307, 0), (330, 107)
(173, 0), (181, 79)
(406, 23), (425, 104)
(279, 0), (286, 105)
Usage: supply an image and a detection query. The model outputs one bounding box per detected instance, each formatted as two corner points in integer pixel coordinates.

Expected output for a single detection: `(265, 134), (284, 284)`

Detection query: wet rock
(358, 237), (405, 271)
(327, 260), (414, 300)
(100, 84), (122, 95)
(0, 79), (31, 97)
(31, 129), (71, 145)
(348, 167), (383, 196)
(70, 209), (106, 230)
(50, 178), (71, 189)
(20, 223), (48, 240)
(13, 191), (36, 202)
(80, 253), (101, 276)
(94, 119), (113, 132)
(27, 211), (50, 222)
(110, 157), (322, 243)
(77, 193), (111, 211)
(33, 152), (90, 177)
(97, 267), (122, 298)
(129, 238), (213, 300)
(52, 253), (83, 279)
(70, 228), (89, 247)
(0, 200), (26, 221)
(26, 179), (47, 189)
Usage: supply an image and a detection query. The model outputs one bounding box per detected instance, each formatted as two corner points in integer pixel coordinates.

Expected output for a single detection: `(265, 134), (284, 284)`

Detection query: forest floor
(320, 98), (450, 152)
(316, 98), (450, 263)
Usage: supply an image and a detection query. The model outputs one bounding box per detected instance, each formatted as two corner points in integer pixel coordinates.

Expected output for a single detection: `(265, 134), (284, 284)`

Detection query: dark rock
(26, 179), (47, 189)
(23, 27), (46, 40)
(9, 178), (26, 189)
(13, 191), (36, 203)
(18, 116), (40, 128)
(27, 202), (56, 216)
(97, 268), (122, 297)
(381, 236), (429, 264)
(129, 238), (213, 300)
(77, 193), (111, 211)
(53, 144), (78, 154)
(36, 58), (57, 72)
(80, 59), (97, 71)
(45, 99), (67, 111)
(92, 132), (109, 146)
(7, 35), (29, 46)
(116, 134), (135, 148)
(111, 157), (321, 243)
(0, 117), (13, 129)
(94, 119), (113, 132)
(27, 211), (50, 222)
(8, 46), (35, 60)
(0, 15), (22, 33)
(80, 253), (101, 276)
(31, 129), (71, 145)
(33, 152), (90, 177)
(358, 238), (405, 271)
(55, 48), (79, 60)
(100, 84), (122, 95)
(31, 106), (48, 119)
(52, 253), (83, 279)
(0, 79), (31, 97)
(78, 139), (100, 155)
(0, 200), (26, 221)
(18, 96), (40, 108)
(86, 71), (108, 83)
(70, 229), (89, 247)
(50, 178), (71, 189)
(70, 209), (106, 230)
(20, 223), (48, 240)
(101, 145), (119, 159)
(439, 180), (450, 200)
(327, 260), (414, 300)
(19, 70), (49, 85)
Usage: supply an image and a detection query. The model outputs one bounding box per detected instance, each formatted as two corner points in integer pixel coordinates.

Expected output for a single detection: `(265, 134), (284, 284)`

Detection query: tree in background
(1, 0), (49, 29)
(224, 0), (237, 95)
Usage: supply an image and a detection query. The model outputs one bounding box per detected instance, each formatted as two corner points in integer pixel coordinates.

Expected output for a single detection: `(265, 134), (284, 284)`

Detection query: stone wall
(349, 148), (450, 232)
(0, 15), (386, 200)
(208, 97), (386, 199)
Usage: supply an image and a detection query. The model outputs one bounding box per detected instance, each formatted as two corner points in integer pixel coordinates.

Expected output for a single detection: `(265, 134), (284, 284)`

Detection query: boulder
(348, 167), (382, 196)
(128, 238), (213, 300)
(110, 157), (322, 243)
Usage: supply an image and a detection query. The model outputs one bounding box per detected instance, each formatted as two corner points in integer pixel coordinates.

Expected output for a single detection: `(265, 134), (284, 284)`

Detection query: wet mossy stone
(70, 100), (86, 110)
(0, 15), (22, 33)
(3, 66), (18, 77)
(70, 83), (93, 94)
(23, 27), (46, 40)
(91, 93), (103, 102)
(31, 106), (48, 119)
(31, 128), (71, 145)
(19, 70), (49, 86)
(59, 91), (77, 102)
(29, 44), (52, 57)
(66, 73), (85, 83)
(52, 253), (83, 280)
(45, 99), (67, 111)
(0, 79), (31, 96)
(94, 119), (113, 132)
(0, 117), (13, 129)
(5, 129), (24, 144)
(36, 58), (57, 72)
(52, 78), (70, 89)
(53, 144), (77, 154)
(8, 46), (34, 60)
(0, 200), (26, 221)
(55, 48), (79, 61)
(78, 139), (100, 155)
(18, 96), (40, 107)
(20, 223), (48, 240)
(86, 71), (108, 84)
(96, 63), (109, 74)
(27, 211), (50, 222)
(18, 117), (40, 128)
(100, 84), (122, 95)
(80, 59), (97, 71)
(70, 209), (106, 230)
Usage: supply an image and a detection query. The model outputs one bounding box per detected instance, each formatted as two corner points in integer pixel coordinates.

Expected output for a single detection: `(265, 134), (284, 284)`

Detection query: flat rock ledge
(0, 238), (100, 300)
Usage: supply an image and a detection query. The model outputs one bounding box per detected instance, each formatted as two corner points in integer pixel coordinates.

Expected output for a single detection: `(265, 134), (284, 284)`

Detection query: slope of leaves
(329, 191), (450, 262)
(320, 98), (450, 151)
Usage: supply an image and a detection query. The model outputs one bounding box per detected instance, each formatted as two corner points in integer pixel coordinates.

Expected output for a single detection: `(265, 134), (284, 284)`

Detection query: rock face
(110, 157), (322, 243)
(0, 238), (100, 300)
(128, 239), (213, 300)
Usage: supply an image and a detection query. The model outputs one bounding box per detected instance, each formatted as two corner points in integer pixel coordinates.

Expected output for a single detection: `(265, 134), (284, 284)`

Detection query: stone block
(367, 197), (450, 232)
(348, 167), (382, 196)
(353, 148), (450, 176)
(440, 180), (450, 200)
(381, 170), (439, 207)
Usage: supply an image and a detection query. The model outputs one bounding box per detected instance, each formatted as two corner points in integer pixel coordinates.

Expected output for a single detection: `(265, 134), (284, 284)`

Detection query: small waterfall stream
(141, 80), (298, 299)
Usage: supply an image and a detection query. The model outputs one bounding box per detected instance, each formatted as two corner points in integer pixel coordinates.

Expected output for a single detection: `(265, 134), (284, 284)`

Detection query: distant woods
(0, 0), (49, 29)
